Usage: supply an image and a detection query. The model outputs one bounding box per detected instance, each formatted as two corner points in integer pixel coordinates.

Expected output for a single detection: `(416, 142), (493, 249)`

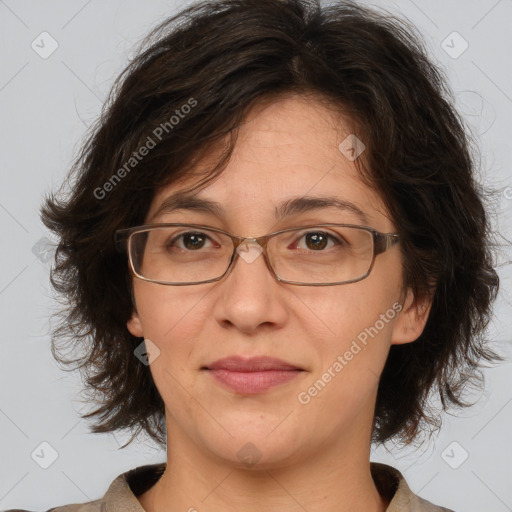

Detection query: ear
(127, 310), (144, 338)
(391, 288), (432, 345)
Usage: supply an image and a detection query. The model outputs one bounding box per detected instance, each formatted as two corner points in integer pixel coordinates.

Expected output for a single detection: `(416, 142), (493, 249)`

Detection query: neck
(138, 419), (388, 512)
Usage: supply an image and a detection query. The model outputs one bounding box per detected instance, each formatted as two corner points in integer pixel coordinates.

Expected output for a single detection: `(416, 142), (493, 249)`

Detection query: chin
(214, 440), (304, 471)
(197, 416), (312, 470)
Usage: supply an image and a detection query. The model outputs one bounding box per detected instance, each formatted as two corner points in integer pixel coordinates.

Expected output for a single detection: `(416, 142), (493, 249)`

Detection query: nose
(212, 239), (289, 333)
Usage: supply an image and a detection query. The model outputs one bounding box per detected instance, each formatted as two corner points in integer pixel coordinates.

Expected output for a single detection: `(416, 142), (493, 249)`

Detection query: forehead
(147, 95), (393, 231)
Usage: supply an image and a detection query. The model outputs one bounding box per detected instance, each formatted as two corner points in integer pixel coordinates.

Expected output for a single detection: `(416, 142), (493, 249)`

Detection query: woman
(10, 0), (501, 510)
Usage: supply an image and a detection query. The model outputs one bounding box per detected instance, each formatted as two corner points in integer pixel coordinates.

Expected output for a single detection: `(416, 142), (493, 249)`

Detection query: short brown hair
(42, 0), (502, 448)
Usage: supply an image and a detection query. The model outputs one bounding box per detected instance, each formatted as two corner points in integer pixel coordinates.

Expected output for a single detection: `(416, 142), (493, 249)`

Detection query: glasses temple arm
(374, 233), (400, 255)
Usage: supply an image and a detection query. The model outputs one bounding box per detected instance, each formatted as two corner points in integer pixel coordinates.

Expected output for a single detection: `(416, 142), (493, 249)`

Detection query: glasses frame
(115, 223), (400, 286)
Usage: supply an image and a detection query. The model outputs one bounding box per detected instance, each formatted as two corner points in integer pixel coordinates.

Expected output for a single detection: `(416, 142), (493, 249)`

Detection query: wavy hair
(41, 0), (502, 448)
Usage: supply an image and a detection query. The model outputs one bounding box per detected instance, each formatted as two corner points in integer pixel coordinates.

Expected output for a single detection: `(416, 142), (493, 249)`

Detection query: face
(127, 94), (429, 469)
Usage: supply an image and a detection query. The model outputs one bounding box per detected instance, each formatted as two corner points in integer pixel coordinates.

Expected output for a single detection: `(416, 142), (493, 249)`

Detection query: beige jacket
(7, 462), (454, 512)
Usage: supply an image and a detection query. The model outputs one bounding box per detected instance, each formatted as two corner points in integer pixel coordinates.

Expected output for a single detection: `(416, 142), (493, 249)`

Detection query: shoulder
(3, 463), (166, 512)
(2, 504), (103, 512)
(370, 462), (455, 512)
(3, 497), (105, 512)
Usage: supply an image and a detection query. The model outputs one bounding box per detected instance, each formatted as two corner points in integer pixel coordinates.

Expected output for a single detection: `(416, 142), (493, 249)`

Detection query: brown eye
(182, 233), (207, 250)
(304, 232), (329, 250)
(167, 232), (211, 250)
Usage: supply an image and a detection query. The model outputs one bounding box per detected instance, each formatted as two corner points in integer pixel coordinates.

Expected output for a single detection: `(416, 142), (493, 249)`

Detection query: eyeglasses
(115, 223), (400, 286)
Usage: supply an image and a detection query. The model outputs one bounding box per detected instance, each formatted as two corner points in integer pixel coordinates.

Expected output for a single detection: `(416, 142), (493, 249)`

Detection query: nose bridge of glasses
(233, 236), (266, 265)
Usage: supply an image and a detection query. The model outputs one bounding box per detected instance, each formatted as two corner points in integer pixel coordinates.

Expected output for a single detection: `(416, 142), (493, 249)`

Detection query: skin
(128, 94), (431, 512)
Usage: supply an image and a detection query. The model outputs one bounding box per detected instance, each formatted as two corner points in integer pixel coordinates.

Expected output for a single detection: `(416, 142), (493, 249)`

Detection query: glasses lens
(268, 225), (374, 284)
(129, 226), (233, 284)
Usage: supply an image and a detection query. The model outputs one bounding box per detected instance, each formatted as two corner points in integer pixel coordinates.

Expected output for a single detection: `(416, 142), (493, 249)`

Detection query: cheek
(134, 282), (207, 337)
(298, 275), (401, 341)
(295, 283), (401, 418)
(133, 286), (210, 409)
(132, 283), (212, 377)
(294, 269), (403, 398)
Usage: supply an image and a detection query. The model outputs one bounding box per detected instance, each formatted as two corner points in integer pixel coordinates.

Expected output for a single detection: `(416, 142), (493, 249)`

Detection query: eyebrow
(150, 194), (224, 221)
(277, 196), (369, 224)
(150, 193), (369, 224)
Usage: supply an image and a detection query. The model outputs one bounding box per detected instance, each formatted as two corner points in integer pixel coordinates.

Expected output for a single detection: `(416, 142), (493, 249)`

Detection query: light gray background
(0, 1), (511, 511)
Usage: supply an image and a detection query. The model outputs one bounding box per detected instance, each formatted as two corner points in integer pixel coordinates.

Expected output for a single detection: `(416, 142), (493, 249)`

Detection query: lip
(205, 356), (302, 372)
(203, 356), (304, 394)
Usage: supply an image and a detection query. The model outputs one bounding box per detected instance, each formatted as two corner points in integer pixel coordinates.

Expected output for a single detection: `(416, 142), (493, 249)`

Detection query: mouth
(202, 356), (305, 395)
